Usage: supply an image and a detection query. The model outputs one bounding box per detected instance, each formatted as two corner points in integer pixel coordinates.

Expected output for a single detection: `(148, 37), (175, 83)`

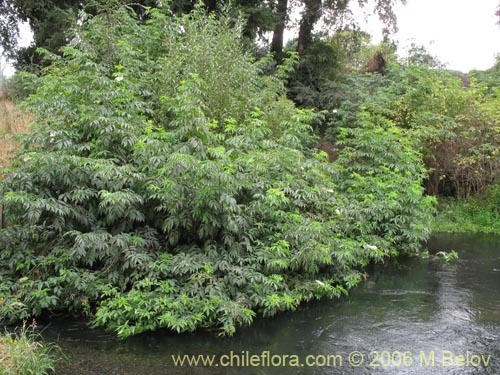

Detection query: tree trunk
(204, 0), (218, 13)
(270, 0), (288, 61)
(296, 0), (322, 56)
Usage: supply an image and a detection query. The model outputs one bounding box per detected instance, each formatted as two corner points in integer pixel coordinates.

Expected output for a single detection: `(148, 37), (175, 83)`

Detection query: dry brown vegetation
(0, 97), (30, 169)
(0, 337), (12, 369)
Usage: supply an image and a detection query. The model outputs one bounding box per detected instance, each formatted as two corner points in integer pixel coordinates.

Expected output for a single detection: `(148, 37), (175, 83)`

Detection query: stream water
(40, 233), (500, 374)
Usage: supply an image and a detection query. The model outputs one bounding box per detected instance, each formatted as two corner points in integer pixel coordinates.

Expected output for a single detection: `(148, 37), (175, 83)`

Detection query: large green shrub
(393, 66), (500, 197)
(315, 57), (500, 198)
(0, 5), (433, 338)
(335, 104), (436, 255)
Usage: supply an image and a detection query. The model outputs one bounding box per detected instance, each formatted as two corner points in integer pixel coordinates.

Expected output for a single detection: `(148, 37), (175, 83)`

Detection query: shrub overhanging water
(0, 5), (434, 338)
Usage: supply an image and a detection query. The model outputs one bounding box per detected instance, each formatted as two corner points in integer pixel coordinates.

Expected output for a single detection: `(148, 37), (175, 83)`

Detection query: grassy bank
(0, 322), (60, 375)
(433, 186), (500, 235)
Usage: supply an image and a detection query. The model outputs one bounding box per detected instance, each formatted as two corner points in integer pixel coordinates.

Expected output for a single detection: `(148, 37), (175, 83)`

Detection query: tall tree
(296, 0), (323, 55)
(295, 0), (404, 56)
(270, 0), (288, 59)
(0, 0), (88, 67)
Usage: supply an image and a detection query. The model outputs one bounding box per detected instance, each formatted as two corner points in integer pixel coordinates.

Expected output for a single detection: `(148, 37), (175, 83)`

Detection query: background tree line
(0, 0), (403, 70)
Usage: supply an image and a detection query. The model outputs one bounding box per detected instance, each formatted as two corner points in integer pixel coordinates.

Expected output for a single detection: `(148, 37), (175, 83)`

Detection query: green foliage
(402, 43), (444, 69)
(2, 71), (39, 102)
(309, 52), (500, 199)
(433, 184), (500, 234)
(287, 37), (343, 108)
(469, 58), (500, 96)
(0, 321), (62, 375)
(435, 250), (459, 262)
(394, 65), (500, 197)
(328, 28), (372, 69)
(334, 104), (436, 255)
(0, 5), (433, 338)
(1, 0), (276, 71)
(294, 0), (401, 57)
(0, 0), (81, 70)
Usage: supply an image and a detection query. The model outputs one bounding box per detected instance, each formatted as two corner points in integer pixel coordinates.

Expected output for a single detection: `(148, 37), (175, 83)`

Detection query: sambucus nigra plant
(0, 5), (434, 338)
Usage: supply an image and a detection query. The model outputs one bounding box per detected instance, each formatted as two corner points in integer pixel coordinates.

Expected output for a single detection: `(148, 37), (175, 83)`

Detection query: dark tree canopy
(0, 0), (275, 69)
(1, 0), (83, 68)
(0, 0), (404, 69)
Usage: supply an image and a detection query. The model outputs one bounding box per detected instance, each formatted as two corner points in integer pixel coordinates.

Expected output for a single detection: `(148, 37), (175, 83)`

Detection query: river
(41, 233), (500, 374)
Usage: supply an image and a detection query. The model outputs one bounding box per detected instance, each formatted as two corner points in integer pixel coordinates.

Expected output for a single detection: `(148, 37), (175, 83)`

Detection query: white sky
(2, 0), (500, 76)
(2, 22), (32, 77)
(355, 0), (500, 71)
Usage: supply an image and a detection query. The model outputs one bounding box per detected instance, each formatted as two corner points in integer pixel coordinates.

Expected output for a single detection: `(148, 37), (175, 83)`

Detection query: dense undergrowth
(289, 35), (500, 237)
(293, 46), (500, 198)
(0, 6), (435, 338)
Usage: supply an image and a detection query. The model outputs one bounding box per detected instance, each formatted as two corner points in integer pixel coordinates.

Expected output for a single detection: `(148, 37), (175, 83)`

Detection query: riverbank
(0, 322), (60, 375)
(433, 187), (500, 235)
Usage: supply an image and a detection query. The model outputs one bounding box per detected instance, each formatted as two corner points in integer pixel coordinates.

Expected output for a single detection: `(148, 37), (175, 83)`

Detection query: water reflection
(40, 233), (500, 374)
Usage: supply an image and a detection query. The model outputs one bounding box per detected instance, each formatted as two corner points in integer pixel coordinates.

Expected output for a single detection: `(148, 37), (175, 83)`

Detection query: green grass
(0, 322), (62, 375)
(433, 185), (500, 235)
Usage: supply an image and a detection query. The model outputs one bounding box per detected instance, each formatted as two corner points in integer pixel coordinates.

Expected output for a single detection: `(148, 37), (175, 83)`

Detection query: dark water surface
(41, 233), (500, 374)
